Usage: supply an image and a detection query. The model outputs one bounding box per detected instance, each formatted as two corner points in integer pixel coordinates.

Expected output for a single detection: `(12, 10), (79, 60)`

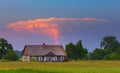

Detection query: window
(38, 57), (42, 61)
(60, 57), (64, 61)
(52, 57), (57, 61)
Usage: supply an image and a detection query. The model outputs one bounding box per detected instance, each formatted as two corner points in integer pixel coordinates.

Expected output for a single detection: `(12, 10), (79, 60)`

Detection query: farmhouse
(22, 43), (67, 62)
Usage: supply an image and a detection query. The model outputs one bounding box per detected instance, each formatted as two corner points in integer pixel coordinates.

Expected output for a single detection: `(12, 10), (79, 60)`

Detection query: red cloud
(7, 17), (108, 44)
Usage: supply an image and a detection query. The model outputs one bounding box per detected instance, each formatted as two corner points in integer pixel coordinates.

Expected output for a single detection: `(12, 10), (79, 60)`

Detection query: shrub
(3, 49), (19, 61)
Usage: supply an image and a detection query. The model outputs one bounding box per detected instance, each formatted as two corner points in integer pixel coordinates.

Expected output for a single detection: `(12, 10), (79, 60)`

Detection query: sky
(0, 0), (120, 51)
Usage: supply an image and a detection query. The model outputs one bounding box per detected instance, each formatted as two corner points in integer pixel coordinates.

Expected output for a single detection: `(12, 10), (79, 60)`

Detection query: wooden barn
(22, 43), (67, 62)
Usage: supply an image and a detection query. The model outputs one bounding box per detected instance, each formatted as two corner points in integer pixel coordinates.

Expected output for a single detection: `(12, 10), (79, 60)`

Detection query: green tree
(65, 40), (88, 60)
(104, 52), (120, 60)
(90, 48), (105, 60)
(3, 49), (19, 61)
(91, 36), (120, 60)
(65, 42), (77, 60)
(76, 40), (88, 59)
(107, 48), (120, 60)
(0, 38), (13, 59)
(101, 36), (120, 52)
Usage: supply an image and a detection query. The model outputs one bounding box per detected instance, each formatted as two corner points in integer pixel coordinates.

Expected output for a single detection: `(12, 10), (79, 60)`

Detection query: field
(0, 61), (120, 73)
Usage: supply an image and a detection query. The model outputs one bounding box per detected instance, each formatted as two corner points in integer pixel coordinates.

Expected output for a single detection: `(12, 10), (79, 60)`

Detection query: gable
(45, 52), (56, 56)
(22, 48), (29, 56)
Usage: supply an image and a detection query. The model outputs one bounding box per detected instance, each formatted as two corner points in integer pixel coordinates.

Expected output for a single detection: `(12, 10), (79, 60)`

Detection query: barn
(22, 43), (67, 62)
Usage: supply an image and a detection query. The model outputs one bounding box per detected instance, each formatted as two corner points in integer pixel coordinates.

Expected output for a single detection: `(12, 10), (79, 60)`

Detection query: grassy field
(0, 61), (120, 73)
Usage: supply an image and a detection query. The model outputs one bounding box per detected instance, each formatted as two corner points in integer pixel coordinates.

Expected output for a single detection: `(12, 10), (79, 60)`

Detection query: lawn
(0, 61), (120, 73)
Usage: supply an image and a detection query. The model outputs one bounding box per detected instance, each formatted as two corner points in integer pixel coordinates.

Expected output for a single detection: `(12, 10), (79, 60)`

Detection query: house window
(52, 57), (57, 61)
(38, 57), (42, 61)
(60, 57), (64, 61)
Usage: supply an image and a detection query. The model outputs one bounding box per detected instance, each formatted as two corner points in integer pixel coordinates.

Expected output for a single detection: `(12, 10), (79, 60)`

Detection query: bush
(103, 53), (120, 60)
(3, 49), (19, 61)
(90, 48), (105, 60)
(110, 53), (120, 60)
(30, 57), (37, 62)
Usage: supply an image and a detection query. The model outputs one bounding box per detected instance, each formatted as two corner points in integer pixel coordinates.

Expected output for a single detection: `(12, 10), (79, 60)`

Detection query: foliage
(30, 57), (37, 61)
(76, 40), (88, 59)
(91, 36), (120, 60)
(109, 53), (120, 60)
(104, 48), (120, 60)
(0, 38), (13, 59)
(65, 40), (88, 60)
(101, 36), (120, 52)
(3, 49), (19, 61)
(15, 50), (22, 58)
(65, 42), (77, 60)
(90, 48), (105, 60)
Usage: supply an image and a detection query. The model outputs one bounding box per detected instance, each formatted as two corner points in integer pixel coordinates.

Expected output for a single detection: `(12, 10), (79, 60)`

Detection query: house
(22, 43), (67, 62)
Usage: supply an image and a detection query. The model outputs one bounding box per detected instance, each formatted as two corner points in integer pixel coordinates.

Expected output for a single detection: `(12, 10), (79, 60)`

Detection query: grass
(0, 61), (120, 73)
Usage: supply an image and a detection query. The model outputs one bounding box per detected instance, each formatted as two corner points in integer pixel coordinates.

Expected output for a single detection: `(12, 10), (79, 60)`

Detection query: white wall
(22, 56), (30, 62)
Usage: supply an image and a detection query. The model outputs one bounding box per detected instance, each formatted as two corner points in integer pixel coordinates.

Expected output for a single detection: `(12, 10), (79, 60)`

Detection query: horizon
(0, 0), (120, 51)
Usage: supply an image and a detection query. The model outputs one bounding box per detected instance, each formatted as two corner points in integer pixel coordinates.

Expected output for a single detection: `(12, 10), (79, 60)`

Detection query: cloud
(79, 17), (108, 22)
(7, 17), (108, 44)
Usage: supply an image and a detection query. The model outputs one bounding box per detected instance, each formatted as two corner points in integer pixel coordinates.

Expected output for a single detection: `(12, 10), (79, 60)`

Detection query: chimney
(43, 43), (45, 46)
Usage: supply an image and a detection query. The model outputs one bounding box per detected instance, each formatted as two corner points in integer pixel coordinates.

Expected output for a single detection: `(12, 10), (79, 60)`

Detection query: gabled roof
(22, 44), (67, 56)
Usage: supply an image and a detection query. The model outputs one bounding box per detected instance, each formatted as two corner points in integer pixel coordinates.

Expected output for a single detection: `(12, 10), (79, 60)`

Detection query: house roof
(22, 44), (67, 56)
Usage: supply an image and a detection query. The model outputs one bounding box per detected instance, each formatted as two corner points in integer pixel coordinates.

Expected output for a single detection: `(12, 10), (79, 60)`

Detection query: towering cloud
(7, 17), (107, 44)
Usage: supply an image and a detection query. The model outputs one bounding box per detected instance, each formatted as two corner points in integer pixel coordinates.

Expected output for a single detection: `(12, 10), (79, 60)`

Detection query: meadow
(0, 61), (120, 73)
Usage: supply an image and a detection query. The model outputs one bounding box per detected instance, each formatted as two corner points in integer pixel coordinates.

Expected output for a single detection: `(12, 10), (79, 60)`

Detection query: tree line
(0, 36), (120, 61)
(65, 36), (120, 60)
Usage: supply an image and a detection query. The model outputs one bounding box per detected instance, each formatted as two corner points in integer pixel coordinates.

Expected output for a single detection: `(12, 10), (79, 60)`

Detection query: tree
(90, 48), (105, 60)
(101, 36), (120, 52)
(109, 48), (120, 60)
(90, 36), (120, 60)
(3, 49), (19, 61)
(0, 38), (13, 59)
(65, 40), (88, 60)
(76, 40), (88, 59)
(103, 48), (120, 60)
(65, 42), (77, 60)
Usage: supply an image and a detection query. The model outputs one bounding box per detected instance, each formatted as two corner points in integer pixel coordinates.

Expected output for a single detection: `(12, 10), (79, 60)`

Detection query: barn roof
(22, 44), (67, 56)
